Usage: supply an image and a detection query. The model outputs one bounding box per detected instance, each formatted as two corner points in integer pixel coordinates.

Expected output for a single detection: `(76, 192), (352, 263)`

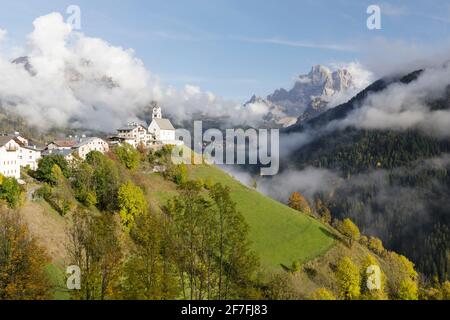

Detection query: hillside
(156, 164), (335, 269)
(1, 144), (436, 300)
(272, 68), (450, 281)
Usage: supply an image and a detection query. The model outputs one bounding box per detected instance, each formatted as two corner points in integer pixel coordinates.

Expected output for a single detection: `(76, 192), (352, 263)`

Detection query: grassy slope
(147, 164), (335, 270)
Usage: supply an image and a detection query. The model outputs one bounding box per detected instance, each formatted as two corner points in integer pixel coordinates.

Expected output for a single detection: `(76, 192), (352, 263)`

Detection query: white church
(114, 104), (182, 148)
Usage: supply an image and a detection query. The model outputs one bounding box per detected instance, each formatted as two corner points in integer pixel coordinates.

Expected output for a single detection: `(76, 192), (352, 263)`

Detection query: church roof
(152, 118), (175, 130)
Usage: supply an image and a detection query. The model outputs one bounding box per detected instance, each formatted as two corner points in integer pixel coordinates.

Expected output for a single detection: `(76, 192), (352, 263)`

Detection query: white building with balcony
(0, 136), (21, 179)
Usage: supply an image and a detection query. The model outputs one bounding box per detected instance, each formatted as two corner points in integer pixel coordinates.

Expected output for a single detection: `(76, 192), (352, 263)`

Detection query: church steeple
(152, 104), (162, 119)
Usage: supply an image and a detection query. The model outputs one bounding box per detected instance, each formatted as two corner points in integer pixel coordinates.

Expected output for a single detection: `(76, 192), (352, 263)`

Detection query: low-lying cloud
(341, 62), (450, 138)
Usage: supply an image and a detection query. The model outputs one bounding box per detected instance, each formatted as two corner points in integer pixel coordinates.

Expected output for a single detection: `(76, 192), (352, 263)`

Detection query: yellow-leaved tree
(310, 288), (336, 300)
(335, 256), (360, 300)
(361, 254), (387, 300)
(117, 181), (147, 231)
(340, 218), (360, 247)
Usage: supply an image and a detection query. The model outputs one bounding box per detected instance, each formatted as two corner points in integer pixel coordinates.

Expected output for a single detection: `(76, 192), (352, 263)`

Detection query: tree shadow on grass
(319, 227), (344, 243)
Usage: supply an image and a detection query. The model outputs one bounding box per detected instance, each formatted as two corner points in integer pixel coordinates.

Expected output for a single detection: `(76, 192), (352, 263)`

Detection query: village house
(42, 148), (75, 162)
(112, 104), (181, 148)
(16, 141), (42, 171)
(0, 136), (21, 179)
(73, 137), (110, 160)
(46, 139), (77, 150)
(117, 122), (150, 146)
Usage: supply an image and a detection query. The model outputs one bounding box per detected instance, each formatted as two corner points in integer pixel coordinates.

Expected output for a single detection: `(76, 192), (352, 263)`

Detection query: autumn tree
(442, 281), (450, 300)
(310, 288), (336, 300)
(0, 209), (52, 299)
(368, 236), (385, 256)
(339, 218), (360, 247)
(288, 192), (312, 215)
(386, 252), (418, 300)
(335, 256), (360, 300)
(360, 255), (387, 300)
(117, 181), (147, 231)
(67, 209), (122, 300)
(265, 273), (297, 300)
(314, 198), (331, 224)
(398, 278), (419, 300)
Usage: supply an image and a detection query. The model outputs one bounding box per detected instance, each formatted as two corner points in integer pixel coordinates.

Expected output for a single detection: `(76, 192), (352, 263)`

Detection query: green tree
(35, 154), (69, 185)
(121, 211), (179, 299)
(47, 165), (74, 215)
(72, 162), (97, 206)
(336, 257), (360, 300)
(117, 181), (147, 231)
(0, 177), (23, 208)
(166, 181), (259, 300)
(67, 209), (122, 300)
(0, 209), (52, 299)
(114, 143), (141, 170)
(340, 218), (360, 247)
(86, 151), (120, 211)
(167, 181), (213, 299)
(310, 288), (336, 300)
(166, 163), (188, 186)
(209, 183), (259, 299)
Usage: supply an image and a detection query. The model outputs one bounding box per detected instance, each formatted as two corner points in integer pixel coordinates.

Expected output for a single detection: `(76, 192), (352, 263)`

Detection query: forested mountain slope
(277, 68), (450, 281)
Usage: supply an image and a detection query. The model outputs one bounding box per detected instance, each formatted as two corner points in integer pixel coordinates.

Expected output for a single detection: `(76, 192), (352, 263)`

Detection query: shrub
(368, 236), (385, 256)
(113, 143), (141, 170)
(0, 178), (23, 208)
(35, 155), (69, 185)
(310, 288), (336, 300)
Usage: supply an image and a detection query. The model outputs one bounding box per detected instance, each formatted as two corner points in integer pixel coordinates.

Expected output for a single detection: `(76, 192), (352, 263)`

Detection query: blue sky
(0, 0), (449, 100)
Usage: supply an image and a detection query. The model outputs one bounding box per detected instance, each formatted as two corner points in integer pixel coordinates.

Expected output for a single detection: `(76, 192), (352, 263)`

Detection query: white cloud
(0, 12), (259, 131)
(339, 62), (450, 138)
(232, 36), (357, 52)
(0, 29), (7, 42)
(326, 62), (374, 108)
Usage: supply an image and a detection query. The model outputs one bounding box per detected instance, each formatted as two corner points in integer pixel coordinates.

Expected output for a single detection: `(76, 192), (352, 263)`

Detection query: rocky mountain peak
(244, 64), (358, 127)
